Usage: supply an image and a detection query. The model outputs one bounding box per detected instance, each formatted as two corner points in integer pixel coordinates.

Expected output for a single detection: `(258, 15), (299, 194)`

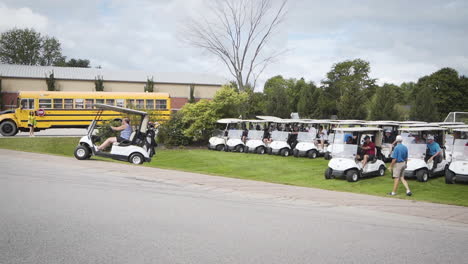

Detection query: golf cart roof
(453, 128), (468, 132)
(440, 124), (468, 129)
(398, 121), (427, 124)
(401, 123), (436, 127)
(429, 122), (465, 126)
(365, 121), (400, 126)
(333, 127), (382, 132)
(399, 127), (447, 132)
(244, 119), (271, 123)
(299, 119), (335, 124)
(94, 103), (147, 116)
(256, 116), (282, 121)
(333, 120), (365, 125)
(217, 118), (242, 124)
(272, 119), (301, 124)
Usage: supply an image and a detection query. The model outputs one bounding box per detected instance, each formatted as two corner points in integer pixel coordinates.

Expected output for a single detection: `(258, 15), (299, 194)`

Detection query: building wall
(0, 77), (222, 110)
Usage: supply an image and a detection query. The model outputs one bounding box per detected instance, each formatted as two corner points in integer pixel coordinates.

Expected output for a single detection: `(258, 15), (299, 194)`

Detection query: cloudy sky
(1, 0), (467, 90)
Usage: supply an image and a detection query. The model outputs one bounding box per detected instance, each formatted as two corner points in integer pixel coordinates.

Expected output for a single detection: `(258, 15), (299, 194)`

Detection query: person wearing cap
(426, 135), (442, 172)
(383, 129), (395, 144)
(318, 125), (328, 151)
(358, 135), (376, 170)
(388, 135), (412, 196)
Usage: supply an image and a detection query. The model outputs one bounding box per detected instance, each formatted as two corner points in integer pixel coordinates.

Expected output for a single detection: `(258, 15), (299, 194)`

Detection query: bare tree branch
(182, 0), (288, 91)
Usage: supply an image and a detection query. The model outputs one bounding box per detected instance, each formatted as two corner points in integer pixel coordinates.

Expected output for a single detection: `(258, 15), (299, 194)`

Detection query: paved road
(1, 151), (468, 264)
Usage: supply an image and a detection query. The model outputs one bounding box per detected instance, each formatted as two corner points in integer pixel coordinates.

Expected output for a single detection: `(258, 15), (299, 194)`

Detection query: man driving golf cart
(97, 118), (132, 151)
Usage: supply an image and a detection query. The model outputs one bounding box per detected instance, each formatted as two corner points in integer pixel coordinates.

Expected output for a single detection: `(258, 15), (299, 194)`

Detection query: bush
(157, 112), (192, 146)
(95, 120), (121, 145)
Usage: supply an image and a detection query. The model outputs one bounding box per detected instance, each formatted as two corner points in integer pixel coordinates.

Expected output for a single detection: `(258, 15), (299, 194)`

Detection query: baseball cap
(427, 135), (434, 140)
(396, 135), (403, 142)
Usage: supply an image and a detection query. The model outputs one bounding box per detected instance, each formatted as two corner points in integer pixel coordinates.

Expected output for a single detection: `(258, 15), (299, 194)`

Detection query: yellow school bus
(0, 91), (171, 136)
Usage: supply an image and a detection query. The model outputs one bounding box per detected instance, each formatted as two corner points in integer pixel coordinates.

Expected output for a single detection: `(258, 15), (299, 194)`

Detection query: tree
(368, 84), (400, 120)
(285, 77), (300, 113)
(45, 71), (56, 91)
(40, 36), (65, 66)
(263, 75), (289, 118)
(183, 0), (288, 91)
(0, 28), (42, 65)
(144, 77), (155, 93)
(0, 76), (3, 110)
(321, 59), (377, 119)
(59, 58), (91, 68)
(296, 79), (317, 118)
(188, 84), (196, 103)
(410, 80), (438, 122)
(95, 75), (104, 91)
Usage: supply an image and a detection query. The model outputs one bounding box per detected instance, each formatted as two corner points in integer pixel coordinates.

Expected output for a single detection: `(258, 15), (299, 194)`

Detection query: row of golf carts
(208, 118), (468, 184)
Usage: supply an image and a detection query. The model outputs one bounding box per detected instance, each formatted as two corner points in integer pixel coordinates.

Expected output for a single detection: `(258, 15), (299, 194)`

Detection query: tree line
(0, 28), (91, 67)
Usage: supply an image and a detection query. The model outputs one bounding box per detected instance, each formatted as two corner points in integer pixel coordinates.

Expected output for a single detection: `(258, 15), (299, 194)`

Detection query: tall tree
(296, 79), (317, 118)
(410, 78), (439, 122)
(368, 84), (400, 120)
(40, 36), (65, 66)
(286, 77), (301, 113)
(0, 28), (42, 65)
(183, 0), (288, 91)
(263, 75), (289, 118)
(321, 59), (376, 119)
(60, 58), (91, 68)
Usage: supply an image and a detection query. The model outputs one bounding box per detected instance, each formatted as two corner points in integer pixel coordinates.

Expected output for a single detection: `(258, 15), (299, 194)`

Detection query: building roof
(0, 64), (227, 86)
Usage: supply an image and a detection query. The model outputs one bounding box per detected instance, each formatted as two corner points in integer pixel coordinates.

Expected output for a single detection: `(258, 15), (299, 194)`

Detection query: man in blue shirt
(425, 135), (442, 172)
(388, 135), (412, 196)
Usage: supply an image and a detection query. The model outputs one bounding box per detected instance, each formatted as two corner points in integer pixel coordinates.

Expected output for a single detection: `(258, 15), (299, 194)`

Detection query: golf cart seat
(114, 131), (136, 147)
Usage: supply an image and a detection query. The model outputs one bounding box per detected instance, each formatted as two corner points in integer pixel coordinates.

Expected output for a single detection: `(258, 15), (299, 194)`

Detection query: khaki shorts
(392, 162), (406, 178)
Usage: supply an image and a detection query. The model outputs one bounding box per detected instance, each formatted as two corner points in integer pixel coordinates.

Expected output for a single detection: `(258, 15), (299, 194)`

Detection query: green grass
(1, 137), (467, 206)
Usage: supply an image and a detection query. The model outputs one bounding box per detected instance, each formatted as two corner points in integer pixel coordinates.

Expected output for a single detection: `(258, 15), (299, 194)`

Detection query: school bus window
(39, 99), (52, 109)
(53, 99), (63, 109)
(106, 99), (115, 106)
(75, 99), (84, 109)
(20, 99), (35, 109)
(146, 99), (154, 109)
(64, 99), (74, 109)
(156, 99), (167, 110)
(126, 99), (135, 108)
(85, 99), (94, 109)
(116, 99), (124, 107)
(136, 99), (144, 109)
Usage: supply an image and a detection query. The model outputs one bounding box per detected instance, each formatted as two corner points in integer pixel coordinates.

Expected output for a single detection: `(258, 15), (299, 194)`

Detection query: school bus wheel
(0, 120), (18, 136)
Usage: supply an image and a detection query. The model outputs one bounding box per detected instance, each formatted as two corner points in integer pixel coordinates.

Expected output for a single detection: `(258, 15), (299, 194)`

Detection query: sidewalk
(3, 149), (468, 225)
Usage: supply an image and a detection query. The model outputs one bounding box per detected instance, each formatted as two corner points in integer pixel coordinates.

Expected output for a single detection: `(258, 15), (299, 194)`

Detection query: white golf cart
(245, 120), (270, 154)
(74, 104), (157, 165)
(293, 120), (320, 158)
(226, 120), (248, 152)
(365, 121), (400, 162)
(400, 127), (448, 182)
(267, 119), (298, 156)
(445, 128), (468, 184)
(208, 118), (241, 151)
(324, 127), (386, 182)
(323, 120), (364, 160)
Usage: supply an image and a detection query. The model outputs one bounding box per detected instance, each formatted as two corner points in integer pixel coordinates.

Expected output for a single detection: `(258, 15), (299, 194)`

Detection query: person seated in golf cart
(241, 125), (249, 143)
(383, 129), (396, 144)
(263, 126), (272, 144)
(411, 134), (425, 144)
(97, 118), (132, 151)
(425, 135), (442, 172)
(357, 136), (376, 169)
(318, 126), (328, 150)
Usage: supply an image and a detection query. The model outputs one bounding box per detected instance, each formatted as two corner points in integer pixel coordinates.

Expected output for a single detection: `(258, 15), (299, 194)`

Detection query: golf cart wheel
(129, 153), (144, 165)
(416, 169), (428, 182)
(445, 170), (455, 184)
(267, 148), (273, 155)
(324, 152), (332, 160)
(0, 120), (18, 137)
(378, 165), (386, 176)
(256, 147), (265, 154)
(215, 144), (225, 151)
(346, 169), (360, 182)
(293, 149), (299, 157)
(74, 146), (90, 160)
(325, 168), (333, 179)
(280, 148), (289, 157)
(235, 145), (244, 153)
(308, 150), (318, 159)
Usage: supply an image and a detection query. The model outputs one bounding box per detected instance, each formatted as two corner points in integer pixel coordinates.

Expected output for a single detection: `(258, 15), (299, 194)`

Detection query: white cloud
(0, 0), (467, 89)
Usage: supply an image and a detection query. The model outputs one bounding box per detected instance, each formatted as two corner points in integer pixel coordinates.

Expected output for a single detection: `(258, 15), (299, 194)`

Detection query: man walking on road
(388, 135), (412, 196)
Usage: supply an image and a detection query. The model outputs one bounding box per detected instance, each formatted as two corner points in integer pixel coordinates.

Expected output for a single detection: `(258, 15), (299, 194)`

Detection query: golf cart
(365, 121), (400, 162)
(400, 127), (447, 182)
(245, 120), (270, 154)
(324, 127), (386, 182)
(208, 118), (241, 151)
(267, 119), (298, 156)
(74, 104), (157, 165)
(293, 120), (320, 158)
(323, 120), (364, 160)
(445, 128), (468, 184)
(226, 120), (248, 152)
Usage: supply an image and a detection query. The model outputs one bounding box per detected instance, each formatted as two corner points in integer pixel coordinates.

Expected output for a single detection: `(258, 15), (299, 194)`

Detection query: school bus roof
(18, 91), (170, 98)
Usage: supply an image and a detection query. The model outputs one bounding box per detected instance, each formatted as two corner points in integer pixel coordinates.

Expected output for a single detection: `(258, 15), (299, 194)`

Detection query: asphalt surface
(1, 151), (468, 264)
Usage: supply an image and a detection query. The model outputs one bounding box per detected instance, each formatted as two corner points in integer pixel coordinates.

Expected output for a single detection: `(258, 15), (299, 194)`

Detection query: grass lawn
(1, 137), (467, 206)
